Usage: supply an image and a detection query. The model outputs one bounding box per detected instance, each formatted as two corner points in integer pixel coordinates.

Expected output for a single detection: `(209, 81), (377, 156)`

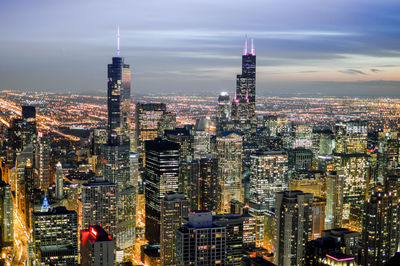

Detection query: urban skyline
(1, 1), (400, 265)
(1, 0), (400, 96)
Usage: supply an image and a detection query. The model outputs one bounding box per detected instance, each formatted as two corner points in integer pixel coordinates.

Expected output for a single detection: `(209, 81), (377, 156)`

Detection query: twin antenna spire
(243, 37), (255, 56)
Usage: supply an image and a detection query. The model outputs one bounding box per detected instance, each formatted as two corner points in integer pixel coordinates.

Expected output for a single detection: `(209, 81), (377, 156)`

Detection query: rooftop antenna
(117, 25), (120, 57)
(243, 37), (248, 55)
(251, 38), (255, 55)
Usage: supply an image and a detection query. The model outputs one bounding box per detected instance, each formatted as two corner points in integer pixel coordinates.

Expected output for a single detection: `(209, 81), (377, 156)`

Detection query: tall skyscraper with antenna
(231, 38), (256, 134)
(102, 27), (136, 255)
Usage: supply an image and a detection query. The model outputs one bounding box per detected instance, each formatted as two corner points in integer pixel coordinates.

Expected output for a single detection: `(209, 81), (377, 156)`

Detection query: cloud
(370, 68), (381, 73)
(338, 69), (367, 75)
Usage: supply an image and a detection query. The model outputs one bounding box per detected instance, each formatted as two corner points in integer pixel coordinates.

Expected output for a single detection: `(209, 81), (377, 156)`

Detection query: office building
(176, 211), (226, 265)
(274, 191), (313, 266)
(217, 131), (243, 212)
(0, 181), (13, 245)
(361, 191), (400, 265)
(160, 192), (188, 265)
(145, 138), (180, 244)
(231, 39), (256, 134)
(37, 131), (50, 191)
(249, 150), (288, 211)
(33, 207), (78, 265)
(81, 179), (117, 237)
(135, 102), (167, 164)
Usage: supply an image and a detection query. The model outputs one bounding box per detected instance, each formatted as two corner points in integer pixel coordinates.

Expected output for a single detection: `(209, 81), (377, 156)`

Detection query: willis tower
(102, 27), (136, 254)
(231, 38), (256, 134)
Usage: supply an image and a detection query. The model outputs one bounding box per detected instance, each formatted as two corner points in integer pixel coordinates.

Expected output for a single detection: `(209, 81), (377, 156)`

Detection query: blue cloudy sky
(0, 0), (400, 96)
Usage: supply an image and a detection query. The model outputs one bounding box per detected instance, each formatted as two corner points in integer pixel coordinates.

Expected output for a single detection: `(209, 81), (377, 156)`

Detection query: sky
(1, 0), (400, 97)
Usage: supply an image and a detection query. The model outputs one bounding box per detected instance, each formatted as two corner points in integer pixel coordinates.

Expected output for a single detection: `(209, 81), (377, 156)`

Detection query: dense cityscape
(0, 31), (400, 266)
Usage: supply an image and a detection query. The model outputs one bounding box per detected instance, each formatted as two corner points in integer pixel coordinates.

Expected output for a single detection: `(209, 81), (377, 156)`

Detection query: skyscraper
(0, 180), (13, 245)
(274, 190), (313, 266)
(55, 162), (64, 200)
(81, 178), (117, 237)
(216, 92), (231, 136)
(160, 192), (188, 265)
(361, 191), (400, 265)
(135, 102), (167, 165)
(231, 39), (256, 134)
(217, 131), (243, 212)
(102, 28), (135, 252)
(144, 138), (180, 244)
(37, 131), (50, 192)
(249, 150), (288, 211)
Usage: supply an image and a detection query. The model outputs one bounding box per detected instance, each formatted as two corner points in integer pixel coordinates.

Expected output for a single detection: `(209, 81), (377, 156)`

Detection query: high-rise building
(214, 213), (257, 265)
(231, 39), (256, 134)
(198, 158), (220, 212)
(325, 172), (344, 229)
(33, 207), (78, 265)
(176, 211), (226, 265)
(361, 191), (400, 265)
(37, 131), (50, 192)
(160, 192), (188, 265)
(0, 180), (13, 245)
(217, 131), (243, 212)
(55, 162), (64, 200)
(165, 127), (193, 162)
(333, 153), (368, 227)
(81, 178), (117, 237)
(191, 129), (211, 160)
(144, 138), (180, 244)
(249, 150), (288, 211)
(135, 102), (167, 165)
(216, 92), (231, 136)
(81, 225), (115, 266)
(21, 105), (37, 147)
(102, 30), (135, 252)
(274, 190), (313, 266)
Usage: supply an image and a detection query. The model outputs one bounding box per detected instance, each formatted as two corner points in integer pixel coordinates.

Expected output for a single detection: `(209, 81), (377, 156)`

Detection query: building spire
(243, 38), (248, 55)
(117, 25), (120, 57)
(251, 38), (255, 55)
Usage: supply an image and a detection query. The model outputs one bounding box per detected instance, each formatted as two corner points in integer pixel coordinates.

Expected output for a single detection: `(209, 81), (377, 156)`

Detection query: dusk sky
(1, 0), (400, 97)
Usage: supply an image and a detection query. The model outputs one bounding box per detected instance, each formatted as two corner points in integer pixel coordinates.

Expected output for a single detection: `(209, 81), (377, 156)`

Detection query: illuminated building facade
(81, 225), (115, 266)
(55, 162), (64, 200)
(249, 150), (288, 211)
(81, 179), (117, 237)
(135, 102), (166, 165)
(37, 131), (50, 191)
(274, 190), (313, 266)
(144, 138), (180, 244)
(289, 170), (326, 198)
(176, 211), (226, 265)
(160, 192), (188, 265)
(33, 207), (78, 265)
(334, 154), (368, 226)
(0, 180), (13, 244)
(217, 131), (243, 212)
(361, 191), (400, 265)
(216, 92), (231, 136)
